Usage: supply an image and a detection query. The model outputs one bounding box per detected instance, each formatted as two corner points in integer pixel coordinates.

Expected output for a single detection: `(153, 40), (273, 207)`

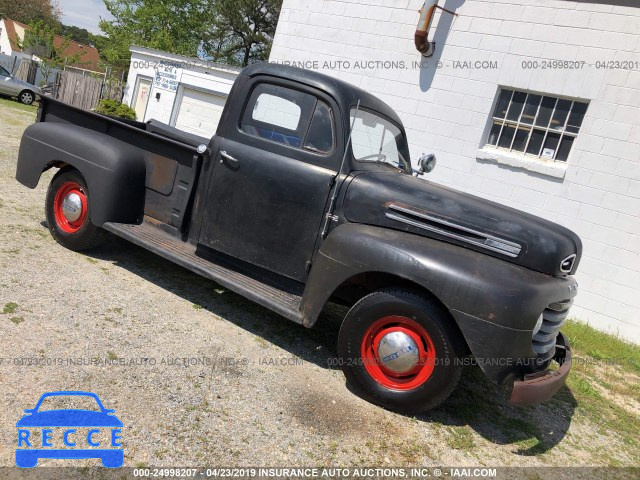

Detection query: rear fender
(16, 122), (146, 226)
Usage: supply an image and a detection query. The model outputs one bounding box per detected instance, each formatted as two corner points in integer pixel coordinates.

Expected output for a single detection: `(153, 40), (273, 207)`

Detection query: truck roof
(241, 63), (405, 129)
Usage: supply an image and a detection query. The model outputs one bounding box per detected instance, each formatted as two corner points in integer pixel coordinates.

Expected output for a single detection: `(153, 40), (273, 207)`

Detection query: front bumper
(510, 332), (571, 406)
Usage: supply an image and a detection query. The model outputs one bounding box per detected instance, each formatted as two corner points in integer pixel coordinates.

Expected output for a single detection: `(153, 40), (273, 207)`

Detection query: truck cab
(16, 64), (580, 413)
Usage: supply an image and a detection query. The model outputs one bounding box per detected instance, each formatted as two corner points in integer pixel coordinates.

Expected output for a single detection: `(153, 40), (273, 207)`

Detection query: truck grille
(532, 299), (572, 362)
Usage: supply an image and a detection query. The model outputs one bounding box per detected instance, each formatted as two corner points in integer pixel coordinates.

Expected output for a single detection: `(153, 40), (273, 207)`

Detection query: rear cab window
(241, 83), (335, 154)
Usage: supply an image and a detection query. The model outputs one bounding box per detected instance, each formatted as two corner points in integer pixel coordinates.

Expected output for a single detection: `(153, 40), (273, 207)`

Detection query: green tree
(98, 0), (283, 71)
(18, 20), (82, 85)
(99, 0), (210, 71)
(204, 0), (282, 67)
(58, 24), (95, 46)
(0, 0), (60, 26)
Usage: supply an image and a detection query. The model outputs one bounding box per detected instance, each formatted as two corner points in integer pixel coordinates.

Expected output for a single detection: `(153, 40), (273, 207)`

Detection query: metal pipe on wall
(415, 0), (438, 57)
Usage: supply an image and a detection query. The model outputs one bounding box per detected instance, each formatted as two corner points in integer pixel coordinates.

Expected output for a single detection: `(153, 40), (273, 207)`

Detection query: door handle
(220, 150), (240, 167)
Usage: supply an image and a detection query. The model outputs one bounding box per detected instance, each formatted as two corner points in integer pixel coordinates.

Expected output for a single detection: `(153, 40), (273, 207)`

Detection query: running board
(103, 220), (304, 324)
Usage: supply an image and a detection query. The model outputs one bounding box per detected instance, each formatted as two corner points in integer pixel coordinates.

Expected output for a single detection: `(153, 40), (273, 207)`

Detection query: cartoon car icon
(16, 391), (123, 468)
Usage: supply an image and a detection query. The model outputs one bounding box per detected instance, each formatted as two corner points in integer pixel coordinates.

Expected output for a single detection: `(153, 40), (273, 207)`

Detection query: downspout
(415, 0), (438, 57)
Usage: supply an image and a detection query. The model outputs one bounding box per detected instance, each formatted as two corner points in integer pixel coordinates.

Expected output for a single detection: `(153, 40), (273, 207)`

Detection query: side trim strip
(386, 204), (522, 258)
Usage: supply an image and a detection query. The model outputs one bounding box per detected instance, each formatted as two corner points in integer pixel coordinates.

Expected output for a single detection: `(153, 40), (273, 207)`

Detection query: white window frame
(485, 88), (588, 164)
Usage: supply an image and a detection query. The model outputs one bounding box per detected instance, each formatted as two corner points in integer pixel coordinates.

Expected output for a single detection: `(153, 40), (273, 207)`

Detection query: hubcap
(53, 181), (88, 233)
(62, 193), (83, 222)
(361, 316), (437, 391)
(377, 331), (420, 374)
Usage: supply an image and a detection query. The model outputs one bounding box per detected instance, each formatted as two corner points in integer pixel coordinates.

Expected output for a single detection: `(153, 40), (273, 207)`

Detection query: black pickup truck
(16, 64), (580, 412)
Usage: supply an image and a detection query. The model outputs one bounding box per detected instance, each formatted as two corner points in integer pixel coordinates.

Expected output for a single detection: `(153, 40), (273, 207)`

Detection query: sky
(58, 0), (114, 35)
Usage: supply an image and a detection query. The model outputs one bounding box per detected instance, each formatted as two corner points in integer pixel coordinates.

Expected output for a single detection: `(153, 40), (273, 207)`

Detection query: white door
(174, 88), (226, 138)
(132, 77), (151, 122)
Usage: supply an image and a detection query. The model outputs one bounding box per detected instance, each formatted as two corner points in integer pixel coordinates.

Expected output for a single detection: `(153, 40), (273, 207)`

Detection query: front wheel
(45, 168), (107, 251)
(337, 289), (465, 413)
(19, 90), (35, 105)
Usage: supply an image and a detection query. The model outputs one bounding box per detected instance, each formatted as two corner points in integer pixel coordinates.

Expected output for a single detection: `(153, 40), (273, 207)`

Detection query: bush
(94, 99), (137, 121)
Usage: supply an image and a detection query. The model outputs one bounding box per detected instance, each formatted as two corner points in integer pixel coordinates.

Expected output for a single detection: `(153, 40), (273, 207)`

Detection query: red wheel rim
(53, 181), (88, 233)
(361, 316), (436, 391)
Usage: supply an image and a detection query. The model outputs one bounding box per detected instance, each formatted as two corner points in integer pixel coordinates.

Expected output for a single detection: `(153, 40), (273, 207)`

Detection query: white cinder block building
(269, 0), (640, 341)
(123, 46), (240, 137)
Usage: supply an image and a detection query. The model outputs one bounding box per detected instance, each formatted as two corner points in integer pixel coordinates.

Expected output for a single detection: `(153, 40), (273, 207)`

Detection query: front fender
(16, 122), (146, 226)
(302, 224), (577, 383)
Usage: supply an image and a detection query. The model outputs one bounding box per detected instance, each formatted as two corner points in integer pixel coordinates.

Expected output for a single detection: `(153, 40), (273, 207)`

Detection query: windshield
(350, 108), (411, 172)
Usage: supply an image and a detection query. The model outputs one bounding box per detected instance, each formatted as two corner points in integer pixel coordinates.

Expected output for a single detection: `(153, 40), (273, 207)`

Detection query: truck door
(198, 80), (342, 282)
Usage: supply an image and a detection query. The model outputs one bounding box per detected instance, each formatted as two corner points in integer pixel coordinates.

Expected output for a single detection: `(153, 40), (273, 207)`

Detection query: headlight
(532, 314), (544, 336)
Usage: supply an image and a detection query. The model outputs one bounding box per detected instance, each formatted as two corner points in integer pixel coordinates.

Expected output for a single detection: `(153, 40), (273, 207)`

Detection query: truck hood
(342, 171), (582, 276)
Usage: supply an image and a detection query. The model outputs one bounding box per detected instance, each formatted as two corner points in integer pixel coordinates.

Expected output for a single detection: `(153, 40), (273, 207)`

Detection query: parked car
(0, 65), (40, 105)
(15, 64), (579, 413)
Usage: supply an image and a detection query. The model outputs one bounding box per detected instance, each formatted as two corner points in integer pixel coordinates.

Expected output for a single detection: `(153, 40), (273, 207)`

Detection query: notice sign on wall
(154, 61), (183, 92)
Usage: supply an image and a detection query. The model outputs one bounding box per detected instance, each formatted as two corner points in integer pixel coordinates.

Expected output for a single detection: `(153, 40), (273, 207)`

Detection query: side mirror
(416, 153), (436, 176)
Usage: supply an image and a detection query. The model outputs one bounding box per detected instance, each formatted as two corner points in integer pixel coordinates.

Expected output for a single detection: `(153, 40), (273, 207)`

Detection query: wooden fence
(56, 70), (104, 111)
(14, 58), (38, 85)
(5, 54), (125, 111)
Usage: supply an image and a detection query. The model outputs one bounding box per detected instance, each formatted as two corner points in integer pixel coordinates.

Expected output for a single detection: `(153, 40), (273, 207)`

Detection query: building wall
(0, 19), (15, 55)
(124, 46), (240, 124)
(270, 0), (640, 341)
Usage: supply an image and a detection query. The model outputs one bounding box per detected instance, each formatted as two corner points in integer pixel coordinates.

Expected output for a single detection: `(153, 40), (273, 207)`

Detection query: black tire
(45, 168), (107, 251)
(19, 90), (35, 105)
(337, 289), (465, 413)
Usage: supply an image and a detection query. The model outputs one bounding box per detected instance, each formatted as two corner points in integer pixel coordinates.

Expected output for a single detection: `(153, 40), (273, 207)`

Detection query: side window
(252, 93), (302, 130)
(303, 101), (334, 153)
(0, 66), (10, 77)
(241, 83), (334, 154)
(241, 84), (315, 149)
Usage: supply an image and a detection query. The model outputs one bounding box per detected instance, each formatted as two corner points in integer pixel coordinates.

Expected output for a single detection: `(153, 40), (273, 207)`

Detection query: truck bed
(37, 97), (205, 231)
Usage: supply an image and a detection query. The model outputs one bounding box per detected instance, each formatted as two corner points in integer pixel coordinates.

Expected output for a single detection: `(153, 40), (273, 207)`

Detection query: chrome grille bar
(533, 304), (571, 360)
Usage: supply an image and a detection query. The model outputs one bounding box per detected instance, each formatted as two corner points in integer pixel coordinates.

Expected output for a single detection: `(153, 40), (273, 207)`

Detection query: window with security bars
(486, 89), (589, 162)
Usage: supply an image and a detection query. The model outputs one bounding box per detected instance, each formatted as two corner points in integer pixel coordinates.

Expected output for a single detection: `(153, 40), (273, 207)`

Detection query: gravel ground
(0, 99), (637, 474)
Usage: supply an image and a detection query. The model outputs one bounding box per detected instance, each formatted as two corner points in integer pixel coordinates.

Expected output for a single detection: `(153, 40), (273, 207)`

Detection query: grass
(425, 318), (640, 464)
(554, 320), (640, 462)
(446, 426), (476, 450)
(3, 302), (19, 314)
(0, 96), (39, 114)
(563, 320), (640, 375)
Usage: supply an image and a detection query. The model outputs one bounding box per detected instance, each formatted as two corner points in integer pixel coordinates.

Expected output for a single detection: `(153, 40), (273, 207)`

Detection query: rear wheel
(338, 289), (464, 413)
(45, 168), (107, 251)
(19, 90), (35, 105)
